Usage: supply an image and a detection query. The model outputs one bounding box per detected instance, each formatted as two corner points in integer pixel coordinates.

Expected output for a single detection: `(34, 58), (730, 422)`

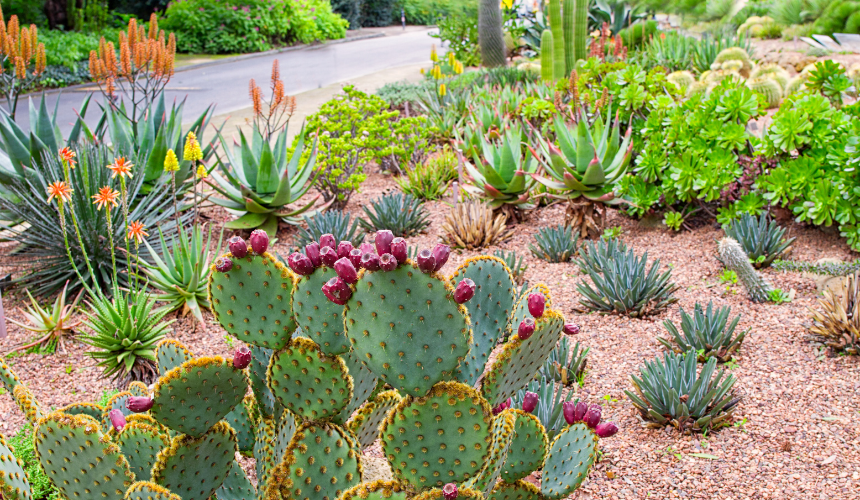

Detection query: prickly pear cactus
(293, 266), (352, 355)
(114, 421), (170, 481)
(268, 337), (354, 421)
(481, 309), (565, 407)
(500, 410), (548, 483)
(216, 460), (256, 500)
(12, 385), (41, 424)
(464, 409), (516, 496)
(224, 395), (255, 452)
(344, 262), (472, 397)
(254, 416), (279, 495)
(125, 482), (182, 500)
(338, 350), (381, 423)
(381, 381), (493, 490)
(346, 390), (402, 449)
(266, 421), (362, 500)
(151, 421), (237, 500)
(34, 413), (135, 499)
(0, 360), (21, 394)
(59, 402), (104, 421)
(509, 284), (552, 336)
(339, 480), (409, 500)
(209, 251), (298, 349)
(540, 423), (599, 499)
(150, 356), (248, 437)
(128, 381), (150, 398)
(449, 256), (517, 387)
(249, 344), (280, 418)
(411, 486), (485, 500)
(487, 479), (543, 500)
(0, 432), (31, 500)
(102, 390), (134, 430)
(156, 339), (194, 377)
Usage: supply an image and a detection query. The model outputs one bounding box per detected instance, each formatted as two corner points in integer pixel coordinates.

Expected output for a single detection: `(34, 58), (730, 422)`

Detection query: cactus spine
(548, 0), (565, 79)
(541, 30), (555, 82)
(718, 237), (774, 303)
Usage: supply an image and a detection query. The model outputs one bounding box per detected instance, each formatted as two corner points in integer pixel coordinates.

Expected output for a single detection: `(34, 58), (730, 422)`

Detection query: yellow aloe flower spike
(183, 131), (203, 162)
(439, 83), (447, 97)
(164, 149), (180, 173)
(196, 164), (208, 178)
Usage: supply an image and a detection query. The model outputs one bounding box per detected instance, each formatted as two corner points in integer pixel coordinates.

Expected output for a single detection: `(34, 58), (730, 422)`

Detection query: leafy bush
(161, 0), (347, 54)
(529, 224), (580, 263)
(361, 0), (396, 26)
(3, 0), (47, 26)
(617, 20), (657, 49)
(7, 426), (61, 500)
(293, 209), (364, 250)
(659, 302), (747, 363)
(399, 0), (473, 24)
(359, 192), (430, 236)
(332, 0), (361, 28)
(429, 1), (480, 66)
(39, 28), (120, 67)
(395, 147), (457, 200)
(812, 0), (860, 35)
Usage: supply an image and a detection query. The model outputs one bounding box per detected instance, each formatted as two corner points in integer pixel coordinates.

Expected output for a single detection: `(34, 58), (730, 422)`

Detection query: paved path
(17, 27), (437, 135)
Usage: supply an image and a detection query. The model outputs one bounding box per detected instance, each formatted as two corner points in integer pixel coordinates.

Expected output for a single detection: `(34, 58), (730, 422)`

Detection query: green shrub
(3, 0), (48, 26)
(618, 20), (657, 50)
(399, 0), (473, 25)
(361, 0), (396, 26)
(332, 0), (362, 28)
(39, 28), (120, 68)
(812, 0), (860, 35)
(395, 147), (457, 201)
(376, 79), (434, 108)
(429, 1), (480, 66)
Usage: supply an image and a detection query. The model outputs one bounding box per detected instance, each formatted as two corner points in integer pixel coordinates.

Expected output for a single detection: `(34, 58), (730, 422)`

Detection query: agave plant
(722, 213), (795, 268)
(529, 224), (580, 263)
(659, 302), (747, 363)
(82, 288), (173, 387)
(531, 107), (633, 238)
(441, 201), (509, 250)
(293, 209), (364, 250)
(139, 224), (222, 326)
(538, 337), (589, 386)
(359, 192), (429, 237)
(464, 125), (538, 218)
(808, 271), (859, 355)
(211, 123), (321, 236)
(624, 349), (741, 433)
(576, 239), (679, 317)
(511, 377), (576, 440)
(494, 249), (527, 284)
(6, 282), (82, 355)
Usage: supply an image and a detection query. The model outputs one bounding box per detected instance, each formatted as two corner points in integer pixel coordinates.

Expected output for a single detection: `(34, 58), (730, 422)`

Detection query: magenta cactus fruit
(334, 257), (358, 284)
(109, 409), (126, 432)
(214, 257), (233, 273)
(518, 318), (535, 340)
(320, 246), (338, 267)
(492, 398), (512, 415)
(454, 278), (476, 304)
(337, 241), (354, 259)
(288, 252), (314, 276)
(359, 243), (375, 255)
(349, 248), (364, 268)
(305, 242), (321, 267)
(375, 230), (394, 255)
(584, 405), (602, 429)
(528, 293), (546, 318)
(322, 276), (352, 305)
(573, 401), (588, 423)
(417, 249), (436, 274)
(442, 483), (458, 499)
(379, 253), (398, 271)
(431, 243), (450, 271)
(126, 396), (154, 413)
(233, 345), (252, 369)
(563, 323), (580, 335)
(390, 237), (407, 262)
(562, 401), (576, 425)
(361, 252), (381, 271)
(595, 421), (619, 438)
(227, 236), (247, 258)
(522, 391), (539, 413)
(320, 233), (336, 250)
(249, 229), (269, 254)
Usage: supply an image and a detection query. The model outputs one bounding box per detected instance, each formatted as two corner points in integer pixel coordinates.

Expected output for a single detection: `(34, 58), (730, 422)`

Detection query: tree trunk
(44, 0), (69, 30)
(478, 0), (506, 68)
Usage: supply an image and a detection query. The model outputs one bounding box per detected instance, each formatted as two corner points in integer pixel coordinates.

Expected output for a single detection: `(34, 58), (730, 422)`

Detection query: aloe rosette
(464, 127), (538, 212)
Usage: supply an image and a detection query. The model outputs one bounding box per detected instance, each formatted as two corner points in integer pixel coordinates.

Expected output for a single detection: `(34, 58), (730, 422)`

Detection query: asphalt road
(16, 27), (437, 135)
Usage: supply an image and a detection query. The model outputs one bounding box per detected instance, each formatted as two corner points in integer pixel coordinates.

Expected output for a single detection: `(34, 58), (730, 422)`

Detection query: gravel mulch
(1, 171), (859, 499)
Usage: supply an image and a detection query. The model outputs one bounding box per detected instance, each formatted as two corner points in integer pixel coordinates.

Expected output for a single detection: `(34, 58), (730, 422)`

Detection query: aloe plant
(531, 107), (633, 237)
(6, 281), (82, 355)
(464, 125), (537, 215)
(211, 123), (322, 236)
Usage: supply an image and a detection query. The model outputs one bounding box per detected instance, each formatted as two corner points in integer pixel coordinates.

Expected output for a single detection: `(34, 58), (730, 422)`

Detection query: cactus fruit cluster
(1, 228), (617, 499)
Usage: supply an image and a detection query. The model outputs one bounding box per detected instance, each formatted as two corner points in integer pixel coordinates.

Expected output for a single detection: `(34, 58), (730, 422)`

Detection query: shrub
(376, 79), (434, 108)
(39, 28), (120, 68)
(359, 192), (430, 236)
(395, 147), (457, 200)
(617, 20), (657, 50)
(429, 1), (480, 66)
(812, 0), (860, 36)
(361, 0), (396, 27)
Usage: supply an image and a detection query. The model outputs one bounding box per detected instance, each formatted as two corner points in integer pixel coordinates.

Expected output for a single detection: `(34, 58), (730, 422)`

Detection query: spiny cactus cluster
(1, 228), (618, 500)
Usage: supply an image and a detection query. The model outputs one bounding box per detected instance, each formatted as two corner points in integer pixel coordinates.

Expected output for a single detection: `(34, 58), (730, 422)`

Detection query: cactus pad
(249, 344), (280, 418)
(274, 408), (298, 464)
(411, 486), (485, 500)
(102, 390), (134, 430)
(464, 409), (516, 496)
(128, 381), (150, 398)
(151, 356), (248, 437)
(151, 421), (237, 500)
(481, 309), (564, 407)
(12, 385), (42, 424)
(381, 381), (493, 490)
(115, 421), (170, 481)
(346, 390), (402, 449)
(269, 421), (362, 500)
(0, 360), (21, 394)
(224, 395), (255, 452)
(209, 251), (297, 349)
(338, 350), (381, 423)
(293, 266), (351, 355)
(156, 339), (194, 377)
(215, 460), (256, 500)
(124, 482), (181, 500)
(339, 480), (408, 500)
(509, 284), (552, 339)
(344, 263), (472, 397)
(540, 423), (598, 499)
(254, 416), (278, 492)
(0, 432), (31, 500)
(500, 410), (548, 483)
(59, 402), (104, 421)
(34, 412), (135, 499)
(268, 337), (354, 422)
(487, 479), (542, 500)
(449, 257), (517, 387)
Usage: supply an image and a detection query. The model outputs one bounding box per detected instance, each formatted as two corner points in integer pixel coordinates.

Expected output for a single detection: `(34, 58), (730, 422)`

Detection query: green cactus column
(478, 0), (507, 67)
(572, 0), (588, 64)
(540, 30), (555, 81)
(563, 0), (575, 74)
(548, 0), (566, 79)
